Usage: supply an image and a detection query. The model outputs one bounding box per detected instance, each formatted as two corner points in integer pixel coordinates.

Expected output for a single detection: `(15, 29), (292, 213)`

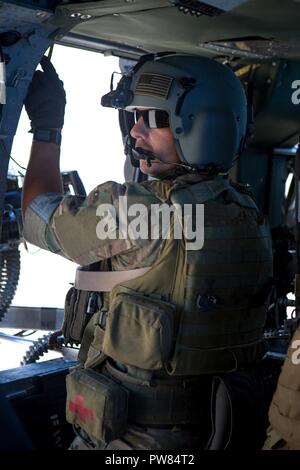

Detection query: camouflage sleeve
(23, 192), (64, 252)
(24, 181), (136, 265)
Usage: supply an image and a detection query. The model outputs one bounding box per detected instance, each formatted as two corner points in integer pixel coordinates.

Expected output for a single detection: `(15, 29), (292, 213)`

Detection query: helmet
(102, 53), (247, 172)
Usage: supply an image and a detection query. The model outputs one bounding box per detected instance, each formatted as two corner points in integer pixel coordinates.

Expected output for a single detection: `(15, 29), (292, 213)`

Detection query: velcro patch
(135, 73), (173, 99)
(68, 393), (95, 423)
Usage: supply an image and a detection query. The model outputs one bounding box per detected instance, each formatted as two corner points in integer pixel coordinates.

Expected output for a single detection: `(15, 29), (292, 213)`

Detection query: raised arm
(21, 56), (66, 216)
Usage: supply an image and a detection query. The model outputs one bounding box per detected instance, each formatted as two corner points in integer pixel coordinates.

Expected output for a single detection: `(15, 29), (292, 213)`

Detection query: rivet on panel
(70, 12), (82, 19)
(36, 11), (48, 18)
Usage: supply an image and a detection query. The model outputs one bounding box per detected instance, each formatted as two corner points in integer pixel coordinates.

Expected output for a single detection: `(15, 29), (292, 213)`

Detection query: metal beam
(1, 305), (64, 330)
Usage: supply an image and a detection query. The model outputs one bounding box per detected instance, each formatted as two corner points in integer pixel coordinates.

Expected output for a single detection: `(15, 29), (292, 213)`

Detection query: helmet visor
(133, 109), (169, 129)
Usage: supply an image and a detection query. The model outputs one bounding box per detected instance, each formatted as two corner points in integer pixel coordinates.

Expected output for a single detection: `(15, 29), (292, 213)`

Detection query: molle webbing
(182, 209), (272, 350)
(155, 178), (271, 374)
(80, 177), (272, 376)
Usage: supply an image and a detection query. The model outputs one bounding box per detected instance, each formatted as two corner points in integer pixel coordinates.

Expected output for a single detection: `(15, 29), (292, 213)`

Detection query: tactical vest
(267, 325), (300, 449)
(76, 175), (273, 376)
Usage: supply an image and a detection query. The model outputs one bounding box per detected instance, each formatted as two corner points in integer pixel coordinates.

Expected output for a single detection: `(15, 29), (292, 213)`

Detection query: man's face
(130, 110), (181, 177)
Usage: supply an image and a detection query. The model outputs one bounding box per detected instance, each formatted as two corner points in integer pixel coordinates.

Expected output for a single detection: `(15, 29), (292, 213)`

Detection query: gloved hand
(24, 56), (66, 131)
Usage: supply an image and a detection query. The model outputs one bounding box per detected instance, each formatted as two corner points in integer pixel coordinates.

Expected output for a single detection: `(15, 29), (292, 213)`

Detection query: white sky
(11, 45), (125, 308)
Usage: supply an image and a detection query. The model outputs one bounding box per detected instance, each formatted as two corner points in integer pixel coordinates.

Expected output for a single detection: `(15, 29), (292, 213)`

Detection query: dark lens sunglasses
(133, 109), (169, 129)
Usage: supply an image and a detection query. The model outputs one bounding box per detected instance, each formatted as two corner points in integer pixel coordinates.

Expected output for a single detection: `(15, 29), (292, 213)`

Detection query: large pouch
(66, 367), (129, 444)
(102, 287), (176, 370)
(62, 287), (93, 344)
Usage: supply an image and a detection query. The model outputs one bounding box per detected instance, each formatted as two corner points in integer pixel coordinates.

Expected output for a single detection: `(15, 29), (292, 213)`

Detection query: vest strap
(75, 267), (151, 292)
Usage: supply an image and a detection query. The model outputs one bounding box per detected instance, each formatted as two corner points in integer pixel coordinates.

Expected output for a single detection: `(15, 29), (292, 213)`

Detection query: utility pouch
(103, 288), (176, 369)
(66, 367), (129, 444)
(62, 287), (92, 344)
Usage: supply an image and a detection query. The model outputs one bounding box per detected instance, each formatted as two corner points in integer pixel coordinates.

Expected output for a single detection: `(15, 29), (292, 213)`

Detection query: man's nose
(130, 117), (148, 139)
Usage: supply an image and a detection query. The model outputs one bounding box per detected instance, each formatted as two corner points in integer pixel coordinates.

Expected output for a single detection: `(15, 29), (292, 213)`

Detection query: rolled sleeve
(48, 182), (134, 265)
(23, 182), (140, 265)
(23, 192), (63, 252)
(22, 181), (161, 265)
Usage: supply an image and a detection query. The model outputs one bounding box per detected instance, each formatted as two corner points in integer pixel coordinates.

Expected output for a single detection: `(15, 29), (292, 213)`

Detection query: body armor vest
(80, 175), (273, 376)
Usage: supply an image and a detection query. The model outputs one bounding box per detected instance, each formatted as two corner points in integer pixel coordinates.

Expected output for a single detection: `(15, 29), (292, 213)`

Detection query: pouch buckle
(99, 310), (108, 329)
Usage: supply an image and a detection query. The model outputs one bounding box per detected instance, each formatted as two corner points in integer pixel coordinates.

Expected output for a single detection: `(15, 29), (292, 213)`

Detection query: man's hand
(22, 56), (65, 216)
(24, 56), (66, 131)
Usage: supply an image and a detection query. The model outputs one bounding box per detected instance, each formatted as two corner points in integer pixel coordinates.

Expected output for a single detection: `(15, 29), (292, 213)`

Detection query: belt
(103, 361), (212, 426)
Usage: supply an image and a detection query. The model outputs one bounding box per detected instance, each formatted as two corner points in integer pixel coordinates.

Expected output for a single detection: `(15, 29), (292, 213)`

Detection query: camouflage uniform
(23, 178), (209, 449)
(23, 173), (272, 450)
(263, 324), (300, 450)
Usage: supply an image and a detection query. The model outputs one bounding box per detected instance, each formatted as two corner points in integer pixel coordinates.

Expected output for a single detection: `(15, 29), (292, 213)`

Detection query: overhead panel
(54, 0), (300, 60)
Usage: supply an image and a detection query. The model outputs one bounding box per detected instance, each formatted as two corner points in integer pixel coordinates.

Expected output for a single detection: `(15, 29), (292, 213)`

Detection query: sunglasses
(133, 109), (170, 129)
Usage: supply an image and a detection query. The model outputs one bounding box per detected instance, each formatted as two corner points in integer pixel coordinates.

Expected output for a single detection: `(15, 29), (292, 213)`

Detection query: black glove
(24, 56), (66, 131)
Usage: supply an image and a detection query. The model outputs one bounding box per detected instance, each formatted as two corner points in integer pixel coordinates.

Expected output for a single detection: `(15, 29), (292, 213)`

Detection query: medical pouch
(102, 288), (176, 369)
(62, 287), (91, 344)
(66, 367), (129, 444)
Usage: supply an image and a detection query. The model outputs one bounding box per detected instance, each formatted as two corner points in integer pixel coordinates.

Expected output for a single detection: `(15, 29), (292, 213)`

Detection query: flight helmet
(102, 53), (247, 172)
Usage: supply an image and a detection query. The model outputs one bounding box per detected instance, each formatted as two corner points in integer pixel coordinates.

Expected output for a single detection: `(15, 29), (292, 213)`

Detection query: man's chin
(139, 160), (170, 177)
(140, 160), (159, 174)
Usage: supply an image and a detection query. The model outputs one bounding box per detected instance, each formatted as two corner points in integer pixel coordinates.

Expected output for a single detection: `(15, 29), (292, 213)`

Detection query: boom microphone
(125, 135), (194, 170)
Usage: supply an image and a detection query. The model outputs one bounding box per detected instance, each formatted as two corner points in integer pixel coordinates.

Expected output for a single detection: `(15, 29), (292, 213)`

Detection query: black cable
(47, 44), (54, 61)
(15, 329), (37, 337)
(0, 139), (26, 174)
(8, 154), (26, 173)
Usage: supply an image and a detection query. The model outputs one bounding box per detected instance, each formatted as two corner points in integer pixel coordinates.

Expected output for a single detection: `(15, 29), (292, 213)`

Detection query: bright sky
(11, 45), (125, 308)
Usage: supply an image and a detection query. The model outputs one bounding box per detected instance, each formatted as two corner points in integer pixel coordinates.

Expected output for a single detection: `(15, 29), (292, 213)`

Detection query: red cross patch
(68, 393), (95, 422)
